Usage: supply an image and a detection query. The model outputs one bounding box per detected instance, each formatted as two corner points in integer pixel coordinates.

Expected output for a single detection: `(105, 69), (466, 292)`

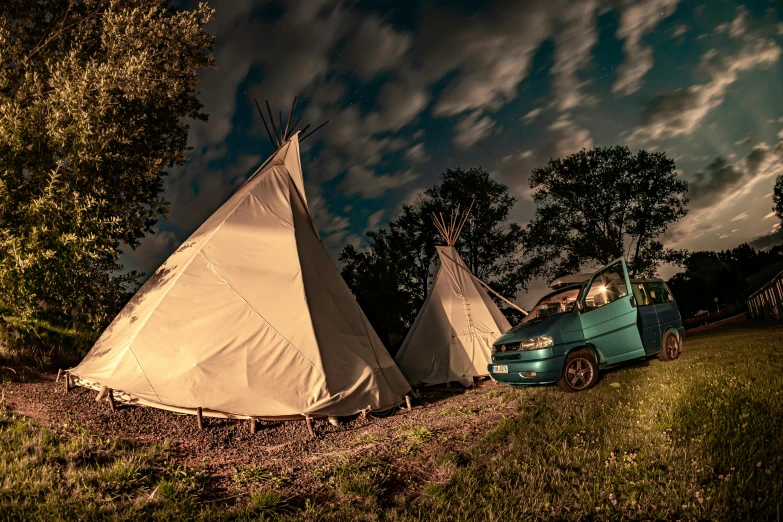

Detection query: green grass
(395, 323), (783, 521)
(1, 322), (781, 520)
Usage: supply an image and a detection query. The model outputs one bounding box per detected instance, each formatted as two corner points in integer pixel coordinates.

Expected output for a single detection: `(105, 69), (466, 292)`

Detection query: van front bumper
(488, 355), (565, 385)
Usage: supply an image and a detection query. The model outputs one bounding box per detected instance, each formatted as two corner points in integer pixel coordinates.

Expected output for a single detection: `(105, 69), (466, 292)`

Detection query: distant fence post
(746, 269), (783, 321)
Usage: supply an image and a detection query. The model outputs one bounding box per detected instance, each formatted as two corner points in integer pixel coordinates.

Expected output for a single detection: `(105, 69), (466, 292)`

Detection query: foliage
(340, 167), (526, 352)
(524, 146), (688, 279)
(0, 1), (214, 339)
(667, 243), (783, 317)
(773, 174), (783, 222)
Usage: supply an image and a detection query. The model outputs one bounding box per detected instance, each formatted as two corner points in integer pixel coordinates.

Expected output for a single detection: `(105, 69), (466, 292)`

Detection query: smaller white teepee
(395, 204), (512, 387)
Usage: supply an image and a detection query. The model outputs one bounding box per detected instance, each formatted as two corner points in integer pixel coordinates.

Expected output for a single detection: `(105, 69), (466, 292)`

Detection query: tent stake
(96, 386), (109, 402)
(56, 369), (62, 383)
(197, 407), (203, 430)
(107, 389), (116, 412)
(405, 395), (412, 412)
(63, 373), (70, 394)
(250, 419), (257, 434)
(305, 415), (315, 438)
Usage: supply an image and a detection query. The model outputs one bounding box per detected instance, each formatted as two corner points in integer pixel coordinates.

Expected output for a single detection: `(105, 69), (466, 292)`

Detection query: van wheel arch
(567, 344), (605, 366)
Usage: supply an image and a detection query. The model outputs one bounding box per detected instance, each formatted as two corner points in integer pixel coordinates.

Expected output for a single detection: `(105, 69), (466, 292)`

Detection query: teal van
(488, 258), (684, 392)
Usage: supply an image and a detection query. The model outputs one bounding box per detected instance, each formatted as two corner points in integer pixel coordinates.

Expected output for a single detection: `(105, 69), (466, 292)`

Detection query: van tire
(657, 331), (681, 361)
(557, 348), (598, 392)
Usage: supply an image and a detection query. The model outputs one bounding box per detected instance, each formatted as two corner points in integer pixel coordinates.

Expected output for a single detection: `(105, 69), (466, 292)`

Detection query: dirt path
(0, 373), (519, 501)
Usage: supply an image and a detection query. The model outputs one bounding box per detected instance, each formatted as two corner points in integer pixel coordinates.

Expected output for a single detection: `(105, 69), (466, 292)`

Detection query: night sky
(123, 0), (783, 307)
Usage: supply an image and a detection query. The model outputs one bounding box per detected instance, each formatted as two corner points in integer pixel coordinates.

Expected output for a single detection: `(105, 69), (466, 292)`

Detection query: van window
(583, 261), (628, 311)
(645, 282), (672, 304)
(631, 283), (651, 306)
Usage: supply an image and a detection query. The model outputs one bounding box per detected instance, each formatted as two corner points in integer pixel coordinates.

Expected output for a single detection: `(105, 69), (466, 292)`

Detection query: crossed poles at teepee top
(254, 96), (329, 151)
(432, 200), (475, 246)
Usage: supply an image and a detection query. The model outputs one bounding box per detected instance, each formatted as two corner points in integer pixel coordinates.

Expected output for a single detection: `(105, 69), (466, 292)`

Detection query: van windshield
(523, 287), (581, 323)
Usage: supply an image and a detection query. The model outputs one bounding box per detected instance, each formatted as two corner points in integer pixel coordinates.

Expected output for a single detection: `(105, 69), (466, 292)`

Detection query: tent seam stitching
(196, 250), (328, 382)
(112, 162), (288, 404)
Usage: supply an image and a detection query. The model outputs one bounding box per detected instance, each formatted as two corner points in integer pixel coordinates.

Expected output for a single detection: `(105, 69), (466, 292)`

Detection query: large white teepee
(69, 133), (411, 420)
(394, 208), (512, 387)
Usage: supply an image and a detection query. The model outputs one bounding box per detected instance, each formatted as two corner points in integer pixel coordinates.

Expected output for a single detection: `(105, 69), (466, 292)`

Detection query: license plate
(493, 365), (508, 374)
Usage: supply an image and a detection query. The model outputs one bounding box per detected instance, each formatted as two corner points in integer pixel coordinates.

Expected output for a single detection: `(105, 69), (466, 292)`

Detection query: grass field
(1, 322), (782, 520)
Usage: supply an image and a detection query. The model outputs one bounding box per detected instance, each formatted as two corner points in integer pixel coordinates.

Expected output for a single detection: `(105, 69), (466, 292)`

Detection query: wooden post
(197, 407), (203, 430)
(250, 419), (257, 434)
(305, 415), (315, 438)
(96, 386), (109, 402)
(107, 389), (116, 412)
(405, 395), (412, 412)
(56, 369), (62, 383)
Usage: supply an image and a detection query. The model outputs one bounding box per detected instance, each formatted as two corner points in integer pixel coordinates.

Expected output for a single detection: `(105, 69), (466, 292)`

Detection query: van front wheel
(558, 348), (598, 392)
(658, 331), (681, 361)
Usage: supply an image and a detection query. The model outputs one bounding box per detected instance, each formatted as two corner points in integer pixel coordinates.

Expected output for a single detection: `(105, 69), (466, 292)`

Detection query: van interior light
(599, 285), (607, 292)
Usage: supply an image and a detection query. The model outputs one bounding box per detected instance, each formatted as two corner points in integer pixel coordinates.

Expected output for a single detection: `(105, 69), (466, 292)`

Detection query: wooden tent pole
(305, 414), (315, 438)
(197, 407), (203, 430)
(300, 120), (329, 143)
(405, 395), (412, 412)
(284, 96), (296, 140)
(278, 110), (284, 143)
(438, 250), (528, 316)
(286, 116), (302, 139)
(265, 100), (280, 147)
(107, 389), (116, 412)
(250, 418), (257, 434)
(255, 99), (277, 149)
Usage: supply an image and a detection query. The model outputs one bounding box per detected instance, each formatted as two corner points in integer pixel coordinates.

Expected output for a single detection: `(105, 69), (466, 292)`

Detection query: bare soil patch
(0, 373), (519, 504)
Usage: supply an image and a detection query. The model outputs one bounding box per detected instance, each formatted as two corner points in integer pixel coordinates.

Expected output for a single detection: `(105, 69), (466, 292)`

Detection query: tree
(773, 175), (783, 222)
(340, 167), (527, 353)
(0, 0), (214, 332)
(524, 146), (688, 279)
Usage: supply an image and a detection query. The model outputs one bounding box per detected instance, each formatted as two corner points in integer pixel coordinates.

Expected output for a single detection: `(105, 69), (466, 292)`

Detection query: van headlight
(519, 335), (554, 351)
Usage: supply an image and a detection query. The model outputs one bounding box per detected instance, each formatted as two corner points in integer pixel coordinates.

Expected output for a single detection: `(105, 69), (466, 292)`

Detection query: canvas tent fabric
(69, 133), (411, 419)
(394, 246), (511, 387)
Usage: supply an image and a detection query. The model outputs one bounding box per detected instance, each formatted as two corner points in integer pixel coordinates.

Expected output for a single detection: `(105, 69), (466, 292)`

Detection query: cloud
(671, 24), (688, 39)
(364, 209), (386, 233)
(551, 0), (599, 111)
(121, 228), (181, 276)
(632, 39), (782, 141)
(613, 0), (680, 95)
(453, 112), (497, 149)
(336, 15), (412, 81)
(749, 228), (783, 251)
(734, 133), (753, 146)
(405, 143), (430, 164)
(522, 108), (544, 124)
(718, 229), (739, 239)
(670, 141), (783, 246)
(715, 6), (747, 38)
(492, 114), (593, 214)
(422, 3), (554, 117)
(339, 165), (418, 198)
